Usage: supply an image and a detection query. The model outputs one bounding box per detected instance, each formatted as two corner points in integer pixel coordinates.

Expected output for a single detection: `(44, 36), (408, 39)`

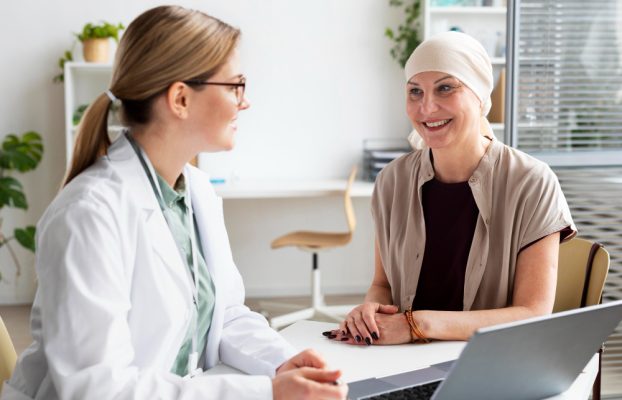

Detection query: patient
(326, 31), (576, 345)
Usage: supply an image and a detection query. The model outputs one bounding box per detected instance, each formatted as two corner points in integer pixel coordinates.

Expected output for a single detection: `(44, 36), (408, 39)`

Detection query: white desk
(213, 179), (374, 199)
(277, 320), (598, 400)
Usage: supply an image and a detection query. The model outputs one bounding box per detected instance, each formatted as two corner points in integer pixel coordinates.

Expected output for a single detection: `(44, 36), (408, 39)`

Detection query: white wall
(0, 0), (411, 303)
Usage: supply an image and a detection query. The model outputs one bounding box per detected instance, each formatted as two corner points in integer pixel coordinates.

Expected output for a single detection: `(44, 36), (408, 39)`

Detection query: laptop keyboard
(362, 380), (442, 400)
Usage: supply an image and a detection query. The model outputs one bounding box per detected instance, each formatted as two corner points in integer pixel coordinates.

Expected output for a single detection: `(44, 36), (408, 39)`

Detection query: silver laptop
(348, 300), (622, 400)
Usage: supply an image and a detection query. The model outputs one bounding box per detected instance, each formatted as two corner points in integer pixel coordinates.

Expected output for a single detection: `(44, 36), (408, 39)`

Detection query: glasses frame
(183, 78), (246, 106)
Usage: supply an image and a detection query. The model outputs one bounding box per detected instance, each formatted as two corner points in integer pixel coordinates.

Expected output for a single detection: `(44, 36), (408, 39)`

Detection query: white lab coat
(2, 136), (296, 400)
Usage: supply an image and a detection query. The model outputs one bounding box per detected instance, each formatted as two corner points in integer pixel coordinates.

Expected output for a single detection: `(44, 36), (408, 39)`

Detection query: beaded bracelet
(404, 310), (430, 343)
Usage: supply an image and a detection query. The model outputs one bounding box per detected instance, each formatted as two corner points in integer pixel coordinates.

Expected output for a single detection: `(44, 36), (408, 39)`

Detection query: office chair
(554, 237), (610, 400)
(266, 166), (358, 329)
(0, 315), (17, 393)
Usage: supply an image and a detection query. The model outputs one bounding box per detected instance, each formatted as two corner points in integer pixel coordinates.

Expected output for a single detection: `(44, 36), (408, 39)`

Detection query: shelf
(491, 57), (506, 65)
(429, 6), (507, 14)
(66, 62), (112, 70)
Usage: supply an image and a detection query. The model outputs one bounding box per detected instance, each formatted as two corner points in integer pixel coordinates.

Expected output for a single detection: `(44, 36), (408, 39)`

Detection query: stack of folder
(363, 138), (411, 182)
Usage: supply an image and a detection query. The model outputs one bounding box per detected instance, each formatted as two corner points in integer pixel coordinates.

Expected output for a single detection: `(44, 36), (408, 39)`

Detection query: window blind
(514, 0), (622, 160)
(510, 0), (622, 395)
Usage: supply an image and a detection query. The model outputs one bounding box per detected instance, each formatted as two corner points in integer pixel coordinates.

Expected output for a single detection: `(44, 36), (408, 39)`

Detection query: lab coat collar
(106, 134), (160, 212)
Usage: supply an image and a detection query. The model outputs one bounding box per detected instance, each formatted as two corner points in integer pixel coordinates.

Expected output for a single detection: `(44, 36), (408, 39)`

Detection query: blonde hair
(63, 6), (240, 185)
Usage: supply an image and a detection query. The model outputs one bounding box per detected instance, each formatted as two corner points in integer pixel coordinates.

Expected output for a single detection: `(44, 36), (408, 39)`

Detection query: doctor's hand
(272, 367), (348, 400)
(275, 349), (326, 374)
(329, 302), (399, 345)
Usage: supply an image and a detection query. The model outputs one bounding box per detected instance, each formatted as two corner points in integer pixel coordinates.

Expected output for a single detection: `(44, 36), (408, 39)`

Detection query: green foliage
(53, 50), (73, 83)
(77, 21), (125, 42)
(53, 21), (124, 83)
(385, 0), (422, 67)
(73, 104), (89, 126)
(0, 131), (44, 281)
(0, 177), (27, 209)
(15, 226), (36, 252)
(0, 132), (44, 173)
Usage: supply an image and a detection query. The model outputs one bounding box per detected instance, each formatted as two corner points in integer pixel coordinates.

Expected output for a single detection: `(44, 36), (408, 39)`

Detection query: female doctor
(3, 6), (347, 400)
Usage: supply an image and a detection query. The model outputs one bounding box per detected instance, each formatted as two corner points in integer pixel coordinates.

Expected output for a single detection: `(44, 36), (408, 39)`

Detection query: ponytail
(62, 93), (112, 186)
(62, 6), (240, 186)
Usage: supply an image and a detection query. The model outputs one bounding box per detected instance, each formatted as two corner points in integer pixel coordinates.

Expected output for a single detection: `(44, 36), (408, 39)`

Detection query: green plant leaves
(73, 104), (89, 126)
(0, 131), (43, 172)
(53, 50), (73, 83)
(15, 226), (36, 252)
(0, 132), (43, 277)
(386, 0), (422, 67)
(77, 21), (125, 42)
(0, 177), (27, 209)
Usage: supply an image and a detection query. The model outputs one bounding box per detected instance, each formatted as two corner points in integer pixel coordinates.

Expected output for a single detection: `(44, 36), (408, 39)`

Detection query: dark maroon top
(411, 178), (479, 312)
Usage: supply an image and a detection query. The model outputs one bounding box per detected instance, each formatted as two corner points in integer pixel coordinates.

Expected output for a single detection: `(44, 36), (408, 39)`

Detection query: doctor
(3, 5), (347, 400)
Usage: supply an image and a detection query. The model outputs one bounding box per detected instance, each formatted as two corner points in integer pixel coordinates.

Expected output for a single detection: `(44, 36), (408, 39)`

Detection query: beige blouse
(371, 137), (576, 312)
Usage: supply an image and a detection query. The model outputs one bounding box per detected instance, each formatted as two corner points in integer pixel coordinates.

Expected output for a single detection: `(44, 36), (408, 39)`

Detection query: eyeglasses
(183, 77), (246, 106)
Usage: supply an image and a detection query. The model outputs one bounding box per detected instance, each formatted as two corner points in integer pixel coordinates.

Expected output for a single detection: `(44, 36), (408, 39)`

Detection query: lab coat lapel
(107, 135), (188, 284)
(187, 167), (228, 367)
(186, 167), (228, 281)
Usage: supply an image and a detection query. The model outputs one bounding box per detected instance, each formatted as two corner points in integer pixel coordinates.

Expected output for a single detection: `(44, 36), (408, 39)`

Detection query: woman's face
(405, 71), (482, 150)
(186, 49), (249, 153)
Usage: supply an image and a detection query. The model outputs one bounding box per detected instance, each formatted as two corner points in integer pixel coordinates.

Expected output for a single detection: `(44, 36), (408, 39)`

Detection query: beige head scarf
(404, 31), (494, 149)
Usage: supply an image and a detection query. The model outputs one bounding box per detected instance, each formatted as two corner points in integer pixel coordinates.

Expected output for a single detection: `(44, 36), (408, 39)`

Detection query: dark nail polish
(355, 335), (362, 342)
(322, 331), (332, 337)
(328, 334), (337, 339)
(365, 337), (372, 345)
(340, 337), (349, 341)
(371, 332), (379, 340)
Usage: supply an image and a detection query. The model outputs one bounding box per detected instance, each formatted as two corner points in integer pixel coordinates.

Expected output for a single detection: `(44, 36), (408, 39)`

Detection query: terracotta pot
(82, 38), (110, 63)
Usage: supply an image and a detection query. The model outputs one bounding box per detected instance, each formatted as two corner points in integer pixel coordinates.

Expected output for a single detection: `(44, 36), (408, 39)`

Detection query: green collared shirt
(157, 174), (216, 376)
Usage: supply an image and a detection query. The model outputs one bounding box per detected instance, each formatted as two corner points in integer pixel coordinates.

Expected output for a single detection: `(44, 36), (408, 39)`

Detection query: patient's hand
(324, 302), (408, 345)
(327, 312), (412, 346)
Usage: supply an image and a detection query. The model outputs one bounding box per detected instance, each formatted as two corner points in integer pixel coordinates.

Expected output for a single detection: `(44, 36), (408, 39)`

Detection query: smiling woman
(406, 72), (485, 169)
(325, 31), (577, 348)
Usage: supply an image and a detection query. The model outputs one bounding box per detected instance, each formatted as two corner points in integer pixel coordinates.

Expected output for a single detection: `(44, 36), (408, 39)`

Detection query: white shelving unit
(421, 1), (508, 141)
(63, 62), (115, 167)
(423, 5), (507, 53)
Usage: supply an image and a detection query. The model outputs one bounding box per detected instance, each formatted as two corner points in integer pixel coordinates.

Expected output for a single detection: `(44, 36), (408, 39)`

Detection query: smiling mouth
(423, 119), (451, 128)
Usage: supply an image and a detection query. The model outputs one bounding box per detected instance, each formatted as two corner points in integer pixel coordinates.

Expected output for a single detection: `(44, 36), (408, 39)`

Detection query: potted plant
(0, 131), (43, 282)
(77, 21), (125, 63)
(385, 0), (422, 67)
(53, 50), (73, 83)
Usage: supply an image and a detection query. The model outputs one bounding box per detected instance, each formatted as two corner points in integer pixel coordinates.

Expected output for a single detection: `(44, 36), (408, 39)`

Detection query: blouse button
(469, 177), (478, 184)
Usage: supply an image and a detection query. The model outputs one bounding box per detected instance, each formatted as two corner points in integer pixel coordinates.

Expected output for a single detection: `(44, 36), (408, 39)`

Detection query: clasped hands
(323, 302), (412, 345)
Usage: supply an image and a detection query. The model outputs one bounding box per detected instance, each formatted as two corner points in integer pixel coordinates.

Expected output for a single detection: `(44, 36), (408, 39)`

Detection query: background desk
(213, 179), (375, 199)
(213, 179), (376, 298)
(278, 320), (598, 400)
